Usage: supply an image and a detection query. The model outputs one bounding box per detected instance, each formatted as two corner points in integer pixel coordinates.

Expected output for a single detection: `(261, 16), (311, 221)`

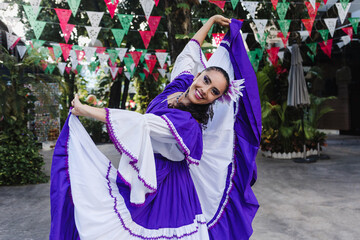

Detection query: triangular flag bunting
(277, 19), (291, 36)
(48, 47), (55, 61)
(86, 11), (104, 27)
(309, 0), (316, 9)
(52, 45), (62, 60)
(205, 52), (213, 60)
(340, 0), (350, 10)
(305, 2), (321, 20)
(84, 46), (97, 61)
(209, 0), (226, 12)
(118, 14), (133, 35)
(158, 68), (166, 78)
(152, 72), (159, 82)
(118, 67), (123, 75)
(104, 0), (119, 19)
(212, 33), (225, 46)
(59, 43), (73, 60)
(302, 19), (314, 37)
(307, 52), (315, 62)
(75, 50), (85, 62)
(342, 27), (353, 41)
(60, 23), (75, 43)
(23, 5), (42, 24)
(231, 0), (239, 10)
(140, 0), (155, 20)
(324, 18), (337, 37)
(139, 72), (146, 81)
(32, 21), (46, 39)
(138, 49), (148, 63)
(267, 47), (280, 66)
(96, 47), (106, 54)
(76, 64), (82, 74)
(97, 53), (110, 66)
(115, 47), (128, 62)
(65, 66), (72, 74)
(67, 0), (81, 17)
(319, 39), (333, 58)
(124, 57), (135, 73)
(29, 0), (42, 14)
(271, 0), (278, 10)
(46, 64), (56, 74)
(102, 66), (109, 75)
(298, 30), (309, 41)
(55, 8), (72, 24)
(107, 49), (120, 65)
(243, 1), (259, 19)
(124, 72), (131, 80)
(129, 51), (142, 67)
(256, 33), (268, 50)
(318, 29), (329, 43)
(277, 32), (290, 48)
(16, 45), (27, 59)
(254, 19), (268, 39)
(148, 16), (161, 36)
(155, 52), (168, 69)
(57, 62), (66, 75)
(348, 17), (359, 35)
(110, 67), (119, 80)
(306, 42), (317, 55)
(276, 2), (289, 20)
(139, 31), (152, 49)
(323, 0), (328, 5)
(6, 33), (20, 50)
(111, 29), (126, 47)
(85, 26), (101, 45)
(154, 0), (160, 7)
(143, 68), (150, 78)
(200, 18), (214, 38)
(341, 35), (351, 46)
(145, 59), (157, 74)
(336, 3), (351, 24)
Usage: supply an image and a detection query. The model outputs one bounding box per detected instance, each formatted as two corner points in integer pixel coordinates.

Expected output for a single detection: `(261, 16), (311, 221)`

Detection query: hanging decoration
(152, 72), (159, 81)
(129, 51), (143, 67)
(271, 0), (278, 10)
(23, 5), (42, 24)
(348, 17), (359, 35)
(138, 49), (148, 63)
(340, 0), (350, 10)
(212, 33), (225, 46)
(67, 0), (81, 17)
(277, 32), (290, 48)
(86, 11), (104, 27)
(306, 43), (317, 55)
(111, 29), (126, 47)
(60, 23), (75, 43)
(57, 62), (66, 75)
(55, 8), (72, 25)
(209, 0), (226, 12)
(301, 19), (314, 37)
(231, 0), (239, 10)
(342, 27), (353, 41)
(97, 53), (110, 66)
(277, 19), (291, 36)
(16, 45), (27, 59)
(305, 1), (320, 20)
(145, 59), (157, 74)
(154, 0), (160, 7)
(140, 0), (155, 20)
(85, 26), (101, 45)
(318, 29), (329, 43)
(340, 35), (351, 46)
(118, 14), (134, 34)
(158, 68), (166, 78)
(242, 1), (259, 19)
(256, 32), (268, 50)
(148, 16), (161, 36)
(200, 18), (214, 38)
(5, 33), (20, 50)
(266, 47), (279, 66)
(319, 39), (333, 58)
(84, 46), (97, 62)
(104, 0), (119, 19)
(32, 21), (46, 39)
(29, 0), (42, 14)
(336, 2), (351, 24)
(139, 31), (152, 49)
(324, 18), (337, 37)
(116, 47), (128, 62)
(253, 19), (268, 39)
(155, 52), (168, 69)
(107, 49), (120, 65)
(276, 2), (289, 20)
(75, 50), (85, 62)
(59, 43), (73, 61)
(110, 67), (119, 80)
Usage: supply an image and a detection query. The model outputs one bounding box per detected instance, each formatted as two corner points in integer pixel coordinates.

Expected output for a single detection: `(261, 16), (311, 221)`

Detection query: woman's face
(187, 70), (228, 105)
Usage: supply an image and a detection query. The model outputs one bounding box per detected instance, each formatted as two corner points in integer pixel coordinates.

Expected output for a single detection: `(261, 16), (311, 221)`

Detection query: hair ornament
(218, 78), (245, 104)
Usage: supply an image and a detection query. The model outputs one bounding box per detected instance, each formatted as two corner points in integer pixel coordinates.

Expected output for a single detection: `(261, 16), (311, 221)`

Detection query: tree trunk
(108, 77), (122, 108)
(121, 79), (130, 109)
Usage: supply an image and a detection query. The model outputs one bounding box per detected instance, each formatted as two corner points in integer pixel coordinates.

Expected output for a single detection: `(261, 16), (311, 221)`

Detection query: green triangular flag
(248, 50), (257, 65)
(46, 64), (56, 74)
(39, 46), (49, 56)
(124, 57), (134, 73)
(257, 32), (268, 49)
(76, 64), (83, 74)
(107, 49), (120, 65)
(143, 63), (149, 72)
(23, 5), (42, 24)
(31, 39), (46, 49)
(255, 48), (264, 60)
(278, 19), (291, 36)
(348, 17), (359, 35)
(136, 49), (148, 63)
(53, 45), (63, 60)
(67, 0), (81, 17)
(306, 43), (317, 55)
(318, 29), (329, 43)
(139, 72), (145, 81)
(72, 45), (82, 51)
(307, 52), (315, 62)
(111, 29), (126, 47)
(200, 18), (214, 38)
(117, 14), (134, 35)
(252, 59), (260, 72)
(340, 0), (350, 10)
(277, 2), (290, 20)
(32, 21), (46, 39)
(231, 0), (239, 10)
(90, 61), (99, 72)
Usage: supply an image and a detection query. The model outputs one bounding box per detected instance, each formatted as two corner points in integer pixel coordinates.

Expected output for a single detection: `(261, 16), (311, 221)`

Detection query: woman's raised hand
(71, 94), (84, 116)
(211, 15), (231, 28)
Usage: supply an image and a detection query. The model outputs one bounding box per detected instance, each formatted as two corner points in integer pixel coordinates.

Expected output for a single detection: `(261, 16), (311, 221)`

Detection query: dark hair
(173, 66), (230, 128)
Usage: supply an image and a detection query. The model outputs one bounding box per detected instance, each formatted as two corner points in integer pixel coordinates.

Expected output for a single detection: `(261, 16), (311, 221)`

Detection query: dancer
(50, 15), (261, 240)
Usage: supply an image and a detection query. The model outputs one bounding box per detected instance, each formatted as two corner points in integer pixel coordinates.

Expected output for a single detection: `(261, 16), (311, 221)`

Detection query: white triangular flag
(337, 42), (344, 49)
(6, 17), (20, 35)
(140, 0), (155, 20)
(242, 32), (248, 41)
(110, 67), (119, 79)
(287, 46), (292, 53)
(278, 51), (284, 61)
(341, 35), (351, 46)
(336, 3), (351, 24)
(6, 32), (19, 50)
(71, 59), (78, 71)
(144, 53), (152, 61)
(16, 45), (27, 59)
(57, 62), (66, 75)
(158, 68), (166, 78)
(166, 72), (171, 80)
(253, 19), (268, 39)
(69, 50), (77, 61)
(242, 1), (259, 19)
(83, 47), (96, 62)
(309, 0), (316, 10)
(86, 11), (104, 27)
(155, 52), (168, 69)
(130, 63), (135, 73)
(298, 30), (309, 42)
(324, 18), (337, 37)
(167, 56), (171, 66)
(29, 0), (42, 15)
(102, 66), (109, 74)
(124, 71), (131, 80)
(0, 3), (9, 10)
(115, 47), (128, 62)
(85, 26), (102, 45)
(97, 53), (109, 66)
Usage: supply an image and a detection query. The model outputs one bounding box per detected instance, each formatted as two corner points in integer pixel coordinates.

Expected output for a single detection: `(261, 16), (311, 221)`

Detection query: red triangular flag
(305, 2), (321, 20)
(205, 52), (213, 60)
(342, 27), (353, 40)
(143, 68), (150, 78)
(60, 23), (75, 43)
(154, 0), (160, 6)
(271, 0), (278, 10)
(139, 31), (152, 49)
(266, 47), (280, 66)
(48, 47), (56, 61)
(277, 32), (290, 48)
(148, 16), (161, 36)
(162, 63), (167, 69)
(302, 19), (315, 37)
(96, 47), (106, 54)
(55, 8), (72, 24)
(103, 0), (119, 19)
(145, 59), (157, 74)
(118, 67), (123, 74)
(152, 72), (159, 81)
(75, 50), (85, 61)
(212, 33), (225, 46)
(209, 0), (226, 12)
(59, 43), (73, 61)
(65, 66), (71, 74)
(323, 0), (328, 5)
(129, 51), (142, 67)
(41, 60), (48, 71)
(108, 60), (116, 68)
(319, 39), (333, 58)
(155, 49), (166, 52)
(149, 55), (157, 61)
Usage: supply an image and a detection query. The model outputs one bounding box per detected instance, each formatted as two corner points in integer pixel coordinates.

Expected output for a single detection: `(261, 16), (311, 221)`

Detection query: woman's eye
(212, 88), (220, 95)
(203, 76), (210, 84)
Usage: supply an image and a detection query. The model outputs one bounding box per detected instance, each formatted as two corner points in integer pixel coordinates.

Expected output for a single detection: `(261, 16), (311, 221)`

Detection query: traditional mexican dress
(50, 19), (261, 240)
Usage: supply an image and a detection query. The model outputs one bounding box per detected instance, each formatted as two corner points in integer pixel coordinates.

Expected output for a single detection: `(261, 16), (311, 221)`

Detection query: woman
(50, 15), (261, 240)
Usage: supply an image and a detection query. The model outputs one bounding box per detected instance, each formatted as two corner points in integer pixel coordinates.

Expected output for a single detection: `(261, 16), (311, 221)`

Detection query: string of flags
(0, 0), (359, 79)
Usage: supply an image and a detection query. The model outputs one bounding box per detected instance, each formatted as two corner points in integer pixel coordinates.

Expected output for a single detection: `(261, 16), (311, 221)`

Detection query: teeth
(196, 90), (203, 99)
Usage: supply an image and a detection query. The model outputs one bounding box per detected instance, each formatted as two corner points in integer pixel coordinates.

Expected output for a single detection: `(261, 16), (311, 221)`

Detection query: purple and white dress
(50, 20), (261, 240)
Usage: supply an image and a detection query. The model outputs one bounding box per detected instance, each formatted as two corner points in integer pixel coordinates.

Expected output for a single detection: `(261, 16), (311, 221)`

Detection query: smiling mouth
(195, 89), (203, 100)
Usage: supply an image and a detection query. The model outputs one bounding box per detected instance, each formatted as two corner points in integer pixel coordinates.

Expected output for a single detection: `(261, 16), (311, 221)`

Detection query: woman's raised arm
(192, 15), (231, 46)
(71, 94), (107, 122)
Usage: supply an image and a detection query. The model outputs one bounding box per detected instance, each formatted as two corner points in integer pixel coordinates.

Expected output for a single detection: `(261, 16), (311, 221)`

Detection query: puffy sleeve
(171, 39), (207, 81)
